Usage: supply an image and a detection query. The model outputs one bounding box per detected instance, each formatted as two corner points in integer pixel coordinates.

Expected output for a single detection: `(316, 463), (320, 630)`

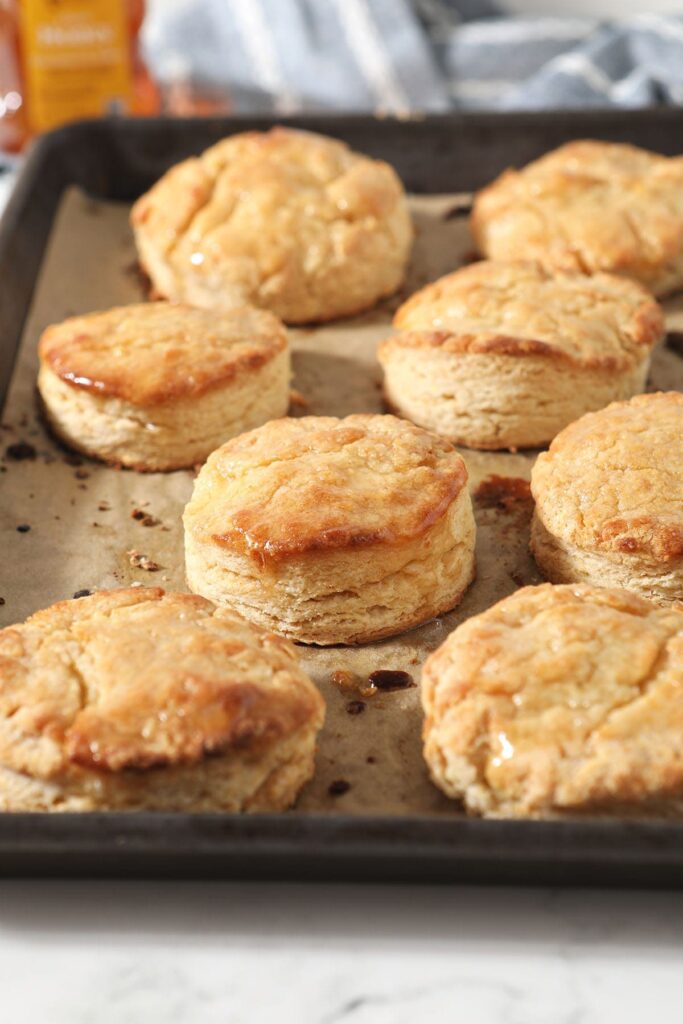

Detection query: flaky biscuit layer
(37, 302), (291, 470)
(379, 260), (661, 449)
(183, 414), (476, 644)
(531, 392), (683, 604)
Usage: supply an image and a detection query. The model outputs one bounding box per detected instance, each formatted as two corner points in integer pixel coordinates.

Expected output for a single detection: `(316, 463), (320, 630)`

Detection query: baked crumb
(126, 549), (161, 571)
(474, 475), (532, 512)
(289, 389), (309, 409)
(346, 700), (366, 716)
(328, 779), (351, 797)
(131, 508), (161, 527)
(330, 670), (378, 699)
(367, 670), (414, 691)
(5, 441), (36, 461)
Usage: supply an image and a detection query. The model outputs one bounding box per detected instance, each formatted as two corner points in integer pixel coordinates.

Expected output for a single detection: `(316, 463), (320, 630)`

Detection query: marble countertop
(1, 879), (682, 1022)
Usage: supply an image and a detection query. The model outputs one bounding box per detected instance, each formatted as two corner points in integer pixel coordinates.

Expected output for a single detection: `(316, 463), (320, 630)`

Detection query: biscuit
(183, 414), (476, 645)
(0, 587), (324, 812)
(38, 302), (290, 471)
(471, 140), (683, 297)
(379, 260), (662, 450)
(531, 392), (683, 605)
(422, 583), (683, 818)
(131, 127), (413, 323)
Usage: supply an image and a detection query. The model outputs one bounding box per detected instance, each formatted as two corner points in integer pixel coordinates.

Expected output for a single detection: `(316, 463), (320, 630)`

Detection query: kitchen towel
(143, 0), (683, 113)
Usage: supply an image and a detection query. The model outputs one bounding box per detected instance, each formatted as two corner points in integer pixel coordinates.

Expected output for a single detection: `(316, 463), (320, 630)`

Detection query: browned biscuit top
(132, 127), (405, 239)
(183, 414), (468, 561)
(0, 588), (322, 779)
(531, 392), (683, 562)
(422, 583), (683, 815)
(130, 127), (412, 321)
(470, 140), (683, 294)
(38, 302), (287, 407)
(381, 260), (663, 370)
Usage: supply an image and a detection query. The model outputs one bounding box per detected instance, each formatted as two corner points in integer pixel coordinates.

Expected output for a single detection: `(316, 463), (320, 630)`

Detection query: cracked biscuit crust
(0, 588), (324, 811)
(378, 261), (661, 449)
(471, 140), (683, 296)
(185, 414), (467, 559)
(131, 127), (413, 323)
(531, 392), (683, 603)
(422, 583), (683, 817)
(183, 414), (476, 644)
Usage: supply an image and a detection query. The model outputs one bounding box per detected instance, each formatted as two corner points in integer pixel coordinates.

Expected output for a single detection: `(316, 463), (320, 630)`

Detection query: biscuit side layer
(380, 346), (650, 450)
(38, 347), (290, 471)
(185, 488), (476, 645)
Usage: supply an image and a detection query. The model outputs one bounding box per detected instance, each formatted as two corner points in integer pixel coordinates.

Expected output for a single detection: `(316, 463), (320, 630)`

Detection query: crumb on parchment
(126, 549), (161, 572)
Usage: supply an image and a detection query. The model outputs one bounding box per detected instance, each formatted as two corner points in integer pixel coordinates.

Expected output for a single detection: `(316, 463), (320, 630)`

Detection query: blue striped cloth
(3, 0), (682, 214)
(143, 1), (683, 113)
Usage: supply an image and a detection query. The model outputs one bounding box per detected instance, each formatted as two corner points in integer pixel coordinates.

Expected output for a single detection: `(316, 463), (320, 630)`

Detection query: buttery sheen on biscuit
(471, 140), (683, 297)
(131, 127), (413, 323)
(531, 392), (683, 605)
(0, 588), (324, 812)
(183, 414), (476, 645)
(422, 583), (683, 818)
(379, 260), (662, 450)
(38, 302), (290, 471)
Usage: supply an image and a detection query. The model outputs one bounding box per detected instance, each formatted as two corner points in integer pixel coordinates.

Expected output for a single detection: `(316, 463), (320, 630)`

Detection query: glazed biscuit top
(382, 260), (663, 369)
(0, 588), (323, 780)
(130, 128), (410, 296)
(184, 414), (468, 560)
(422, 583), (683, 804)
(532, 392), (683, 561)
(38, 302), (287, 406)
(470, 141), (683, 286)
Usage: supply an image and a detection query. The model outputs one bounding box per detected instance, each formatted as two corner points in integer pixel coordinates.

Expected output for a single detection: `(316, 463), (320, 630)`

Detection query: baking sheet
(1, 188), (682, 819)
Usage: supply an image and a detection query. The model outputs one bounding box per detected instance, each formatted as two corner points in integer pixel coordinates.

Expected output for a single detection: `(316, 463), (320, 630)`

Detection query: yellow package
(19, 0), (136, 134)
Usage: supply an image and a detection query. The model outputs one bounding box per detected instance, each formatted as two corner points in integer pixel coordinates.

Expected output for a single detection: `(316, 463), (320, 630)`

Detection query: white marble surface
(0, 880), (682, 1023)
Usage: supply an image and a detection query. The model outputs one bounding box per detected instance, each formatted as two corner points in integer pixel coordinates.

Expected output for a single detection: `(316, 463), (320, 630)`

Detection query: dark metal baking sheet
(1, 111), (683, 885)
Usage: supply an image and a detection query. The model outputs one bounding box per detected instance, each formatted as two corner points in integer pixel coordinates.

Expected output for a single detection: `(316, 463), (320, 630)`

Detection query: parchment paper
(1, 189), (682, 817)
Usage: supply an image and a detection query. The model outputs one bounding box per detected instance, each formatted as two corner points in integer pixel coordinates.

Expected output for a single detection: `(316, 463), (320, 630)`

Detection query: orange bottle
(1, 0), (158, 148)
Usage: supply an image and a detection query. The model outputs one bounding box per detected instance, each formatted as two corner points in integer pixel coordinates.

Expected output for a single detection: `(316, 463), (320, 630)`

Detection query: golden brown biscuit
(471, 140), (683, 296)
(131, 127), (413, 323)
(183, 414), (476, 645)
(0, 587), (324, 811)
(379, 260), (662, 449)
(531, 392), (683, 605)
(422, 583), (683, 818)
(38, 302), (290, 471)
